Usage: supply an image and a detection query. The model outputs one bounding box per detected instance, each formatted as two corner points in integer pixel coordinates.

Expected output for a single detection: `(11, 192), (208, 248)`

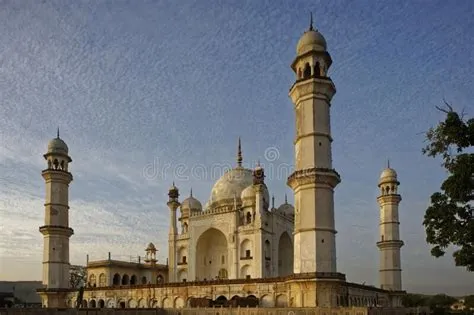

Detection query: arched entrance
(195, 228), (228, 280)
(98, 299), (105, 308)
(278, 231), (293, 276)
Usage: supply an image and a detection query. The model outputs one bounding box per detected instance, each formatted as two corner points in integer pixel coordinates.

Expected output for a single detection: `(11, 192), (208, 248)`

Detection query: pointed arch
(278, 231), (293, 276)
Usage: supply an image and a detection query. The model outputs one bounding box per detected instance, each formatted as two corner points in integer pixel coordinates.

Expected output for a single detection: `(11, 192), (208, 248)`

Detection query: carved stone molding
(287, 168), (341, 189)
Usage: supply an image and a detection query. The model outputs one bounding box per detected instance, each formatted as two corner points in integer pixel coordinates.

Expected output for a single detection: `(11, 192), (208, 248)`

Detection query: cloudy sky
(0, 0), (473, 295)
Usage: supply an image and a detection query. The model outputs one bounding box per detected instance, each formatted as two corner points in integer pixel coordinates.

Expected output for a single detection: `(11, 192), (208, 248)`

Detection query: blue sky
(0, 0), (473, 295)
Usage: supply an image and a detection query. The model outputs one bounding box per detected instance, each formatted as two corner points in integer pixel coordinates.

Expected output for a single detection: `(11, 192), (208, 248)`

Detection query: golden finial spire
(309, 12), (314, 31)
(237, 137), (243, 167)
(56, 127), (60, 138)
(387, 159), (390, 168)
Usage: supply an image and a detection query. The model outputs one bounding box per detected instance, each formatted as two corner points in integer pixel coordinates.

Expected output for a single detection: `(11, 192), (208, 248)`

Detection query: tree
(464, 295), (474, 309)
(69, 265), (87, 289)
(428, 294), (457, 311)
(422, 101), (474, 271)
(401, 293), (429, 307)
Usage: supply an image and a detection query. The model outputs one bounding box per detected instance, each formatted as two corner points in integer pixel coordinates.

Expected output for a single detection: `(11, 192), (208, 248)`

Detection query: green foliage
(422, 102), (474, 271)
(428, 294), (457, 309)
(402, 293), (429, 307)
(464, 295), (474, 309)
(69, 265), (87, 289)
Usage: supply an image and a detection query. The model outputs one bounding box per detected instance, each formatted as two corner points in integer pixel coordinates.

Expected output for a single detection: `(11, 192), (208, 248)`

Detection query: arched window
(314, 62), (321, 77)
(121, 274), (129, 285)
(98, 273), (106, 287)
(246, 212), (252, 224)
(218, 269), (228, 279)
(130, 275), (137, 285)
(141, 276), (147, 284)
(156, 275), (164, 284)
(89, 274), (96, 287)
(264, 240), (271, 259)
(112, 273), (120, 286)
(303, 63), (311, 78)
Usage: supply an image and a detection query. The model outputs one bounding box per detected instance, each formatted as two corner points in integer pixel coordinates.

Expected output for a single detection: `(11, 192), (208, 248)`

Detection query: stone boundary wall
(0, 307), (406, 315)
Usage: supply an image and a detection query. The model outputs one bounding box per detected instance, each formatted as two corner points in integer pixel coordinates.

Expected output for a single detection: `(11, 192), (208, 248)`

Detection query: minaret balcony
(287, 167), (341, 189)
(39, 225), (74, 237)
(376, 240), (404, 249)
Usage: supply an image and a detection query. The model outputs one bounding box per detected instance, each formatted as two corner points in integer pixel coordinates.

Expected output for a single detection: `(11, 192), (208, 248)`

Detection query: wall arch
(260, 294), (274, 307)
(240, 239), (252, 258)
(240, 264), (251, 278)
(174, 297), (185, 308)
(128, 299), (137, 308)
(137, 298), (145, 308)
(195, 228), (228, 280)
(121, 274), (129, 285)
(98, 273), (106, 287)
(106, 299), (115, 308)
(162, 297), (172, 308)
(275, 294), (288, 307)
(88, 274), (96, 287)
(98, 299), (105, 308)
(112, 273), (120, 285)
(177, 269), (188, 282)
(178, 246), (188, 264)
(278, 231), (293, 276)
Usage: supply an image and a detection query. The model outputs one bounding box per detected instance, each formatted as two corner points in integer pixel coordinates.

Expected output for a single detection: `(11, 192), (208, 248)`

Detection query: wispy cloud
(1, 0), (473, 295)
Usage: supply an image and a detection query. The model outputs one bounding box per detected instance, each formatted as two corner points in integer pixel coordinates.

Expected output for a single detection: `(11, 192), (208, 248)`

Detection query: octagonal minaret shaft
(377, 163), (404, 291)
(167, 182), (180, 283)
(287, 19), (340, 274)
(38, 131), (74, 307)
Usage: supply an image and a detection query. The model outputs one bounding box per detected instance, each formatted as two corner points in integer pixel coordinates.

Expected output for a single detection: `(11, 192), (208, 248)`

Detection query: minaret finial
(387, 159), (390, 168)
(309, 12), (314, 31)
(190, 188), (193, 197)
(285, 194), (288, 204)
(237, 137), (243, 167)
(57, 127), (60, 139)
(272, 195), (275, 209)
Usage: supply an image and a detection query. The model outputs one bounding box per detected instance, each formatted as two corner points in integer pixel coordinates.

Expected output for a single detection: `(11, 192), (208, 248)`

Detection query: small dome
(297, 29), (327, 55)
(146, 242), (156, 251)
(380, 167), (397, 179)
(241, 185), (256, 200)
(182, 195), (202, 211)
(47, 137), (69, 155)
(379, 167), (398, 184)
(278, 203), (295, 216)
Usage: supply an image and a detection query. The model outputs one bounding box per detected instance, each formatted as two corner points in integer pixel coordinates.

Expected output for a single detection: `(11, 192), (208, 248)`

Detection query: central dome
(209, 167), (254, 205)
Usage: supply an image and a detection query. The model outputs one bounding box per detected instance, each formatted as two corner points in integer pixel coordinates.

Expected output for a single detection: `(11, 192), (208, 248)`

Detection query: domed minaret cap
(168, 181), (179, 199)
(47, 128), (69, 155)
(379, 160), (399, 185)
(146, 242), (156, 251)
(296, 12), (327, 55)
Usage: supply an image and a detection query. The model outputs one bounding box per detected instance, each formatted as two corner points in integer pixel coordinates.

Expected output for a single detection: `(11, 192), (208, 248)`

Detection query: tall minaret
(38, 130), (74, 308)
(167, 182), (180, 283)
(377, 163), (404, 291)
(287, 17), (340, 274)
